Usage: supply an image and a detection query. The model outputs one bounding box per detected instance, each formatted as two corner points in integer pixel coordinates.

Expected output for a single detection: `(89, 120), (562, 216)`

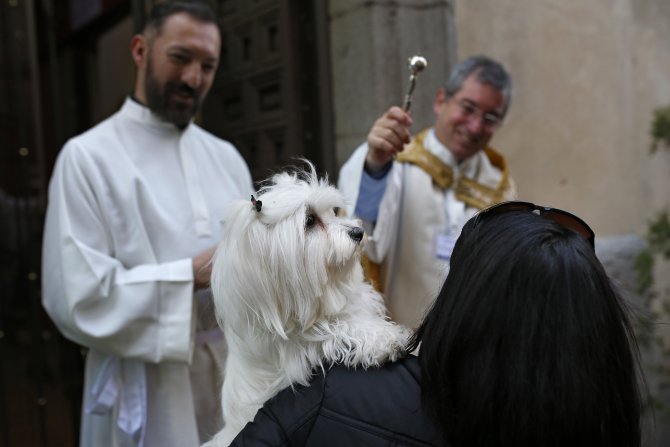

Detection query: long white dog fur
(203, 163), (410, 446)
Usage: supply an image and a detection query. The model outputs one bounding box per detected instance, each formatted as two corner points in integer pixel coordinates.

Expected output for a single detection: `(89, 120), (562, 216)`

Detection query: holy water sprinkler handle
(402, 55), (427, 112)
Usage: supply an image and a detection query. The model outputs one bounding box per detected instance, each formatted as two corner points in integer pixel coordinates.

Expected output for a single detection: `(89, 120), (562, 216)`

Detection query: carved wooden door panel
(202, 0), (333, 182)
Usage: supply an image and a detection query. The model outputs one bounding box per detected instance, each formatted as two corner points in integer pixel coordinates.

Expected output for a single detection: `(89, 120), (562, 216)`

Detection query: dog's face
(212, 166), (366, 334)
(253, 170), (364, 274)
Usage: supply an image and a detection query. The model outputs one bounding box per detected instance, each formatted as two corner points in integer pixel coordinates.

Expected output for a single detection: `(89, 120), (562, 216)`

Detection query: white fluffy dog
(204, 163), (410, 446)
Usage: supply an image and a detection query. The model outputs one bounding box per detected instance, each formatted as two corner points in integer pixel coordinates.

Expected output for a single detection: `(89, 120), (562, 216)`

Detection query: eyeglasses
(477, 201), (595, 248)
(455, 99), (502, 129)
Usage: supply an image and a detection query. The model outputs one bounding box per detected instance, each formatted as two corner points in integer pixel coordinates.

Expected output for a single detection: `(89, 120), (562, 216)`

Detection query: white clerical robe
(41, 98), (253, 447)
(339, 128), (515, 329)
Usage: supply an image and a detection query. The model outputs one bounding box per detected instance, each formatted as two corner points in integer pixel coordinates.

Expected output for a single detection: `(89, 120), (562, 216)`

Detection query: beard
(144, 57), (204, 129)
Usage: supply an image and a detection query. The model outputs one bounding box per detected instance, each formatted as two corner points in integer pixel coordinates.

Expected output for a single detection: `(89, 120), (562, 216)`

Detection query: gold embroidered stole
(363, 129), (513, 293)
(396, 128), (513, 210)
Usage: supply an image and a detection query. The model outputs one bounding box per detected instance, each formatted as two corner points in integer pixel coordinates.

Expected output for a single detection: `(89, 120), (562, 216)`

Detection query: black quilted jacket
(229, 355), (443, 446)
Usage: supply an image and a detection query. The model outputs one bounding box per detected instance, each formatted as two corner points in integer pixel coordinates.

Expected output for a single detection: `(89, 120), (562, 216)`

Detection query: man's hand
(365, 106), (413, 172)
(192, 245), (217, 290)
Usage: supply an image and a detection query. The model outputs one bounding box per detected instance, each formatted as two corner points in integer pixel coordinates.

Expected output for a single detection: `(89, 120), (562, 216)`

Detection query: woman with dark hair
(227, 202), (644, 447)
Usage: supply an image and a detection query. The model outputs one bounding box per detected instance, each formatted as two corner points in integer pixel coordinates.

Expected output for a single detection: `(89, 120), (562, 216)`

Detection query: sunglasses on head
(477, 201), (595, 248)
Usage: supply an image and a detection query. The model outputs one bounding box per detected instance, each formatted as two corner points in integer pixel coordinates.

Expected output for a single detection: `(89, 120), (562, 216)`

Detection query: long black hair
(409, 210), (643, 447)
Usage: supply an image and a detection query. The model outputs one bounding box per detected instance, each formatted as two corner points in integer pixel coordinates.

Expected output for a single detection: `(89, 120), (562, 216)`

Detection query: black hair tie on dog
(251, 195), (262, 212)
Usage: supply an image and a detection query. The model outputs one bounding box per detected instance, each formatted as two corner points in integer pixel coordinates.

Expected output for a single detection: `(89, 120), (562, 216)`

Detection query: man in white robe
(41, 2), (251, 446)
(339, 56), (516, 329)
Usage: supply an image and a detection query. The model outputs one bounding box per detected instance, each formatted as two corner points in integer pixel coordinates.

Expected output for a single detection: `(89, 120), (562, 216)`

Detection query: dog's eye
(333, 207), (340, 216)
(306, 213), (317, 228)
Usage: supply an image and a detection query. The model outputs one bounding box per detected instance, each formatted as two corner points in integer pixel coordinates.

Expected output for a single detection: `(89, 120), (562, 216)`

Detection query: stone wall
(329, 0), (456, 167)
(453, 0), (670, 236)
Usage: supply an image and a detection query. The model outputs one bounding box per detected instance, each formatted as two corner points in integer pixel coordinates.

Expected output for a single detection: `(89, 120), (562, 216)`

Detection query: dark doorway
(203, 0), (335, 181)
(0, 0), (333, 445)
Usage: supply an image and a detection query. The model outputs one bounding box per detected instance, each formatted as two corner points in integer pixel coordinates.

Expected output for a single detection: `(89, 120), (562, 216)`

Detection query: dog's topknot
(251, 159), (341, 224)
(250, 195), (262, 212)
(262, 159), (325, 191)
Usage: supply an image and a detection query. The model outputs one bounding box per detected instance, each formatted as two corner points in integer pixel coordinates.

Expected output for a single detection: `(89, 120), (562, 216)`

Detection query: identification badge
(435, 229), (458, 261)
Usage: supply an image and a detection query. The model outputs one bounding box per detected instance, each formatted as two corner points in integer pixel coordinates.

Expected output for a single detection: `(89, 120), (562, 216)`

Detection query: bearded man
(41, 2), (253, 446)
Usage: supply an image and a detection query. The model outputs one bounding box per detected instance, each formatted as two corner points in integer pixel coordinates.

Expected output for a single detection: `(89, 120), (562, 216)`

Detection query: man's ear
(433, 87), (447, 114)
(130, 34), (148, 68)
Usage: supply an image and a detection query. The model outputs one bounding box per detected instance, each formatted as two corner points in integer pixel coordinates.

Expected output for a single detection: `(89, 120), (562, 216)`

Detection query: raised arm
(364, 106), (413, 172)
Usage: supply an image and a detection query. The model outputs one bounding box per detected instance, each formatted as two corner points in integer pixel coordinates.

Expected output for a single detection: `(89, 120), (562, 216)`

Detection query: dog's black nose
(348, 226), (364, 243)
